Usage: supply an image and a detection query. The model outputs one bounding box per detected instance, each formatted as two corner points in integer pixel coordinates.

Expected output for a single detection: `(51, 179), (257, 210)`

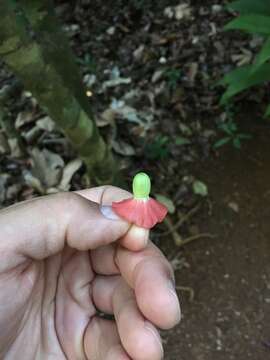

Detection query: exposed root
(177, 233), (216, 248)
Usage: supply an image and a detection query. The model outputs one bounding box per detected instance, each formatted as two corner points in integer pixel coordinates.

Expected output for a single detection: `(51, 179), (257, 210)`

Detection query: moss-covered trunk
(0, 0), (117, 184)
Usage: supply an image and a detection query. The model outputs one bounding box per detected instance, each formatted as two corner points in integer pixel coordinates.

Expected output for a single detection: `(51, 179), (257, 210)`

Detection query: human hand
(0, 186), (180, 360)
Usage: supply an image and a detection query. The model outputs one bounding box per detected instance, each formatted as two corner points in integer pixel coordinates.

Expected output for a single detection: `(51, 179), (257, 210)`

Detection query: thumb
(0, 192), (130, 265)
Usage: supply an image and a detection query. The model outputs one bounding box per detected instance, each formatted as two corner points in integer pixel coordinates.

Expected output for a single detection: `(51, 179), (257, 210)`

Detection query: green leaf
(253, 37), (270, 72)
(238, 133), (252, 139)
(219, 123), (233, 135)
(213, 137), (231, 148)
(220, 63), (270, 104)
(233, 138), (242, 149)
(155, 194), (175, 214)
(219, 64), (251, 86)
(175, 136), (191, 146)
(193, 180), (208, 197)
(224, 15), (270, 35)
(264, 103), (270, 117)
(228, 0), (270, 16)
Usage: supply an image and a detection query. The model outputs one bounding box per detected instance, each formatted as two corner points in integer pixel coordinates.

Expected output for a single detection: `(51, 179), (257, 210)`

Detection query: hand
(0, 186), (180, 360)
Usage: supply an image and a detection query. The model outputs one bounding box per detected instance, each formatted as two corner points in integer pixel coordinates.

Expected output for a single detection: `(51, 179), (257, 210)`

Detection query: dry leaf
(15, 110), (34, 128)
(228, 202), (239, 213)
(110, 100), (153, 128)
(102, 77), (131, 89)
(164, 6), (174, 19)
(6, 183), (22, 201)
(36, 116), (55, 132)
(23, 170), (45, 194)
(83, 74), (97, 88)
(0, 174), (9, 204)
(188, 62), (199, 82)
(112, 139), (136, 156)
(97, 109), (116, 127)
(23, 126), (42, 143)
(0, 133), (10, 154)
(133, 45), (145, 61)
(175, 4), (192, 20)
(102, 66), (131, 90)
(231, 48), (252, 67)
(30, 148), (64, 188)
(58, 158), (82, 191)
(164, 4), (192, 21)
(8, 138), (23, 157)
(107, 26), (116, 35)
(152, 69), (165, 83)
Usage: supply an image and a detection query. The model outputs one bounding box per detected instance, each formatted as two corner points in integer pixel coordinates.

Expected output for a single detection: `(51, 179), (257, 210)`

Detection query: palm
(2, 245), (123, 358)
(0, 189), (180, 360)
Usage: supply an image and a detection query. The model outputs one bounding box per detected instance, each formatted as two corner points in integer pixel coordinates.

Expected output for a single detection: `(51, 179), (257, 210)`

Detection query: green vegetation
(221, 0), (270, 117)
(214, 106), (251, 149)
(165, 68), (182, 90)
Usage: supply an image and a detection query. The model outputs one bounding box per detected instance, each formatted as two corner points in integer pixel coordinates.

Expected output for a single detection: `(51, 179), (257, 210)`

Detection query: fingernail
(144, 321), (164, 355)
(100, 205), (121, 220)
(168, 281), (181, 323)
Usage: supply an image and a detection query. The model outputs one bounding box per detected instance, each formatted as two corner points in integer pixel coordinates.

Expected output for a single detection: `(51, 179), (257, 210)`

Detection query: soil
(161, 118), (270, 359)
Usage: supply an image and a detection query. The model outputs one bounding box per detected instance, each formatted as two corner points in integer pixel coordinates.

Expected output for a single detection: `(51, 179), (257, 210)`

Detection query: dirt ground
(161, 118), (270, 359)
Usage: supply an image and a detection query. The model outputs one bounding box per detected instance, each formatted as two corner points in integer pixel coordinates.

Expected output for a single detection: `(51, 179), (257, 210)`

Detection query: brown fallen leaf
(23, 170), (45, 194)
(30, 147), (64, 189)
(36, 116), (56, 132)
(15, 110), (35, 129)
(112, 139), (136, 156)
(58, 158), (83, 191)
(164, 4), (192, 21)
(188, 62), (199, 82)
(97, 109), (116, 127)
(8, 138), (23, 157)
(0, 174), (9, 204)
(0, 132), (10, 154)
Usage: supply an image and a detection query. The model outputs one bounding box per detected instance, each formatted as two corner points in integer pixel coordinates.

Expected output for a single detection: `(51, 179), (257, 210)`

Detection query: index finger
(76, 186), (149, 251)
(115, 241), (181, 330)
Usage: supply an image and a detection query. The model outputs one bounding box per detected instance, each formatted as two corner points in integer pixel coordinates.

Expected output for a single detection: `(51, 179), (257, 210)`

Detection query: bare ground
(161, 117), (270, 359)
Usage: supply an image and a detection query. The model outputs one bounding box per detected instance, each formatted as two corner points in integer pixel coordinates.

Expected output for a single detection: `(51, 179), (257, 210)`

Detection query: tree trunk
(0, 0), (117, 184)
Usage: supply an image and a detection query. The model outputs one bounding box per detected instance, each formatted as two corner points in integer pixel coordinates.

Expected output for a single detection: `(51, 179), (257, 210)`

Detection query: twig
(176, 233), (216, 248)
(155, 204), (201, 237)
(163, 217), (183, 246)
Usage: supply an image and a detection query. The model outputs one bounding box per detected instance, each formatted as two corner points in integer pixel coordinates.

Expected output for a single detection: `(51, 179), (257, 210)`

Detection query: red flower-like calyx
(112, 197), (167, 229)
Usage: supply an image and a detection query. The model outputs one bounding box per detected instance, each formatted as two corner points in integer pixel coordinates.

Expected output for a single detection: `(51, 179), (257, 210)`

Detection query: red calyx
(112, 197), (168, 229)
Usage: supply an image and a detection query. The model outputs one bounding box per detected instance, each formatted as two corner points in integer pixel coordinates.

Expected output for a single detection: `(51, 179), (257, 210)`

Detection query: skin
(0, 186), (181, 360)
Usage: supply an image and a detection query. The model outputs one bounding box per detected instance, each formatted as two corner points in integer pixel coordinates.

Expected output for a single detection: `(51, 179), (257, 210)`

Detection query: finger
(84, 317), (131, 360)
(90, 227), (149, 277)
(0, 192), (130, 267)
(120, 225), (149, 251)
(78, 186), (149, 251)
(92, 275), (120, 314)
(112, 279), (164, 360)
(116, 241), (181, 330)
(76, 185), (131, 205)
(91, 244), (119, 275)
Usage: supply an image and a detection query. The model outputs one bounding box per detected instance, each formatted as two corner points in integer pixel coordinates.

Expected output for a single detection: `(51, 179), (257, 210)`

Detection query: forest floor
(0, 0), (270, 359)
